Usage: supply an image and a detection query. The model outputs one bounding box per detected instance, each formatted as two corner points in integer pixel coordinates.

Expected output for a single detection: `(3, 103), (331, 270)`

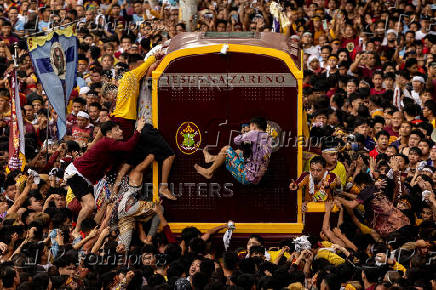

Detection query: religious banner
(7, 69), (26, 172)
(27, 25), (78, 139)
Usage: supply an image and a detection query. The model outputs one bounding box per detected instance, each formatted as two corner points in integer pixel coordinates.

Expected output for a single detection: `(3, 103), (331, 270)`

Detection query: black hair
(416, 122), (433, 137)
(223, 251), (239, 270)
(395, 153), (409, 164)
(409, 146), (422, 156)
(405, 58), (417, 69)
(189, 237), (206, 255)
(375, 130), (390, 140)
(192, 272), (209, 289)
(37, 108), (48, 116)
(167, 261), (185, 279)
(387, 144), (399, 154)
(200, 258), (215, 277)
(363, 266), (380, 283)
(373, 116), (385, 126)
(216, 19), (227, 27)
(424, 100), (436, 115)
(321, 45), (332, 53)
(321, 274), (341, 290)
(128, 53), (143, 65)
(66, 140), (81, 153)
(249, 117), (267, 131)
(175, 22), (186, 31)
(1, 266), (16, 288)
(73, 97), (86, 105)
(409, 129), (425, 140)
(248, 234), (264, 245)
(147, 274), (166, 287)
(354, 172), (372, 186)
(419, 138), (434, 148)
(404, 104), (422, 118)
(100, 121), (119, 136)
(353, 117), (370, 128)
(89, 102), (102, 110)
(181, 226), (202, 244)
(310, 155), (326, 168)
(80, 218), (96, 233)
(249, 245), (265, 256)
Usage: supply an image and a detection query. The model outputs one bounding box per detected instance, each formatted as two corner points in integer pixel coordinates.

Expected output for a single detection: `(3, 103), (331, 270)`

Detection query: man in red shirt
(68, 111), (94, 147)
(369, 130), (390, 158)
(370, 71), (386, 95)
(64, 119), (146, 233)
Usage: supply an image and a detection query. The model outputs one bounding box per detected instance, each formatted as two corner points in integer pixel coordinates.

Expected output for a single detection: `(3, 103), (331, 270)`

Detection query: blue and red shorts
(225, 147), (250, 185)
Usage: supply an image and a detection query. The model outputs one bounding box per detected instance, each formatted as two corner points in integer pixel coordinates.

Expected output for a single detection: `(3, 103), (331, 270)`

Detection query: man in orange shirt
(290, 156), (340, 203)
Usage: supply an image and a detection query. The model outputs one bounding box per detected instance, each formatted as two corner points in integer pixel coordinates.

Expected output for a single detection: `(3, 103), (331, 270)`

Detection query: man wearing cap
(410, 76), (425, 106)
(302, 32), (318, 56)
(307, 55), (323, 74)
(67, 111), (94, 147)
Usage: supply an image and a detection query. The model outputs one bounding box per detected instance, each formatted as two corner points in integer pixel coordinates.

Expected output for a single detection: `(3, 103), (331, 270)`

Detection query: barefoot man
(195, 117), (273, 185)
(116, 153), (161, 249)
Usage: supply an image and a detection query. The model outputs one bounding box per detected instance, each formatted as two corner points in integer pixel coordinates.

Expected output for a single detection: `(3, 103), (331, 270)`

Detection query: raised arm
(8, 176), (33, 214)
(201, 223), (228, 241)
(335, 196), (359, 209)
(109, 119), (146, 152)
(322, 202), (346, 247)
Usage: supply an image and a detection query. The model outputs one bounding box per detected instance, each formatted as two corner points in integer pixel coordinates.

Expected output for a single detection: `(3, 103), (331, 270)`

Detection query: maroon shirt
(73, 131), (140, 184)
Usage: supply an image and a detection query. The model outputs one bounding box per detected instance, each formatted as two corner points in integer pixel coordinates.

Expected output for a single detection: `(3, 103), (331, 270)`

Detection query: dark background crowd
(0, 0), (434, 289)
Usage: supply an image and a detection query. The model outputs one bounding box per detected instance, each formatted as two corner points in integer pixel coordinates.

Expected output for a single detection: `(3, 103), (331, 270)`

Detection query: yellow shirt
(268, 250), (291, 262)
(316, 249), (345, 265)
(111, 55), (156, 120)
(331, 161), (347, 188)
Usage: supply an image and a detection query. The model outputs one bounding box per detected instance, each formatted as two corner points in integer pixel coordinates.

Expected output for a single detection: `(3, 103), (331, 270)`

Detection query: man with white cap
(67, 111), (94, 147)
(307, 55), (322, 74)
(302, 32), (318, 56)
(410, 76), (425, 106)
(79, 87), (90, 98)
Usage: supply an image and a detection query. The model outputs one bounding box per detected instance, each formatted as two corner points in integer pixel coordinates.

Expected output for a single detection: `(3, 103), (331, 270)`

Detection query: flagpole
(25, 18), (85, 38)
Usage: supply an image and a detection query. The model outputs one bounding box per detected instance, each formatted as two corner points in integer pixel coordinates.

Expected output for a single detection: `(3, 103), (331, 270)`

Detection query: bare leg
(129, 154), (155, 186)
(194, 145), (229, 179)
(112, 163), (131, 196)
(75, 193), (96, 233)
(159, 155), (177, 200)
(203, 147), (217, 163)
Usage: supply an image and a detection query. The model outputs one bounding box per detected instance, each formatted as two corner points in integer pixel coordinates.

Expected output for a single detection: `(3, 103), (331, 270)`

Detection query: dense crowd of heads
(0, 0), (434, 289)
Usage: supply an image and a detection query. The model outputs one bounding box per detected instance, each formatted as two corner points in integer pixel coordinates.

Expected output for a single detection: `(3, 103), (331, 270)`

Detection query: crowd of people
(0, 0), (434, 289)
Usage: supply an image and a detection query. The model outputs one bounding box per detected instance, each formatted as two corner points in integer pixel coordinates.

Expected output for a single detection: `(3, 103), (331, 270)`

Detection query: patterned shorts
(225, 147), (250, 185)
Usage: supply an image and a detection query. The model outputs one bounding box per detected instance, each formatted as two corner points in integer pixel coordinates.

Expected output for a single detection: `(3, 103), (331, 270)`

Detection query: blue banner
(27, 25), (77, 139)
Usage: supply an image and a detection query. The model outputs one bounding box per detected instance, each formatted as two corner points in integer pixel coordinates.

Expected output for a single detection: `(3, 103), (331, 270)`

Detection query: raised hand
(289, 179), (298, 191)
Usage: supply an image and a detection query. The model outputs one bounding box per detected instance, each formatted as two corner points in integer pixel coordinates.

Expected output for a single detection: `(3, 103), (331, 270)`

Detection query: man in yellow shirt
(111, 52), (161, 139)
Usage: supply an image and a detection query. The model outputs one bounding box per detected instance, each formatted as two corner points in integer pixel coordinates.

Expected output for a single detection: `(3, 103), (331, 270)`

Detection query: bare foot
(194, 164), (213, 179)
(159, 186), (177, 200)
(203, 147), (216, 163)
